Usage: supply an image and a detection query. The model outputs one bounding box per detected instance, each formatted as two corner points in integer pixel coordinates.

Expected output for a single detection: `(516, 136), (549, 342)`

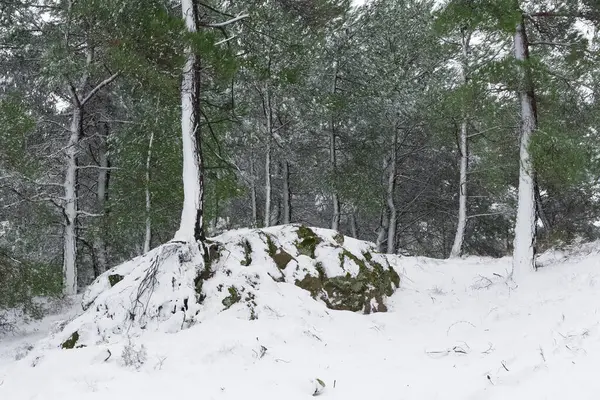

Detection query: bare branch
(80, 72), (120, 107)
(205, 14), (249, 28)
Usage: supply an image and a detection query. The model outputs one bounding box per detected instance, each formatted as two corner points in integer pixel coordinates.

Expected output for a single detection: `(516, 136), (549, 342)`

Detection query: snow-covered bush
(121, 340), (148, 369)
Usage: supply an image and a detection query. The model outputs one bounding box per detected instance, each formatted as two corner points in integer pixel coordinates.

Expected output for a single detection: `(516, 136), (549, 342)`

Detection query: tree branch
(80, 72), (120, 107)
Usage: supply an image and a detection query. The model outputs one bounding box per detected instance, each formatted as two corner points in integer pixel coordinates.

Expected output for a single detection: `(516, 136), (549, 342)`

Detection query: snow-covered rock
(55, 225), (399, 348)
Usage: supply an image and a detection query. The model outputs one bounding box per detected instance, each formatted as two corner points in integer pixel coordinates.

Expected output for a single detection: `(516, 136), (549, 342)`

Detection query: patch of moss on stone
(108, 274), (123, 287)
(262, 232), (295, 270)
(272, 249), (294, 269)
(61, 331), (79, 349)
(240, 239), (252, 266)
(296, 249), (400, 314)
(296, 225), (322, 258)
(333, 231), (345, 245)
(222, 286), (241, 309)
(264, 233), (278, 257)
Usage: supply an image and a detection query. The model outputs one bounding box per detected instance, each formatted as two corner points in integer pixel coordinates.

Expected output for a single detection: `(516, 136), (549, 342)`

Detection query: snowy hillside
(2, 229), (600, 399)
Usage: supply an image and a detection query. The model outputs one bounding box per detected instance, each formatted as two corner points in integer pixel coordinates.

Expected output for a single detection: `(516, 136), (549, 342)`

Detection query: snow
(2, 229), (600, 399)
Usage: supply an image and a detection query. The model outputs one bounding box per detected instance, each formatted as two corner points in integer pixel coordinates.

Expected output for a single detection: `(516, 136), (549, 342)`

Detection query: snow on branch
(80, 72), (120, 107)
(205, 13), (249, 28)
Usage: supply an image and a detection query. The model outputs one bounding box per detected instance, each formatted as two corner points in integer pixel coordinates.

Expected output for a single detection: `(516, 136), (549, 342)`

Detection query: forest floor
(2, 241), (600, 399)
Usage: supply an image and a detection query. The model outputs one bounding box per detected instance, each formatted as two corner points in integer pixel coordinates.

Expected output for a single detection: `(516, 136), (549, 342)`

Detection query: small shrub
(121, 340), (148, 370)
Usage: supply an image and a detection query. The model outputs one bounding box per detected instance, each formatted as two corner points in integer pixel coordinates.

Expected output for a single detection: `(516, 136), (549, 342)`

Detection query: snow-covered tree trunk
(386, 132), (397, 254)
(512, 18), (538, 279)
(330, 127), (340, 231)
(94, 129), (109, 274)
(264, 88), (272, 228)
(144, 129), (154, 253)
(282, 161), (291, 224)
(63, 106), (81, 295)
(250, 153), (258, 227)
(330, 61), (340, 231)
(450, 31), (471, 259)
(174, 0), (205, 242)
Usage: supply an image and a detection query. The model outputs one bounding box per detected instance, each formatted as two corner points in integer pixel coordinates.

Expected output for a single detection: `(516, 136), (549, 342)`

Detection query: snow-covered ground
(2, 236), (600, 399)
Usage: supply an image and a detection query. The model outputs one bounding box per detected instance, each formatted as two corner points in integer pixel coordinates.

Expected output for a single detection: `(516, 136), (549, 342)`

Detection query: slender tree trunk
(386, 133), (397, 254)
(330, 127), (340, 231)
(350, 212), (358, 238)
(144, 129), (154, 253)
(63, 106), (81, 295)
(250, 152), (258, 227)
(330, 61), (340, 231)
(175, 0), (205, 242)
(534, 178), (551, 233)
(282, 161), (291, 224)
(94, 125), (109, 274)
(512, 17), (538, 279)
(264, 87), (273, 228)
(376, 209), (389, 253)
(450, 31), (471, 258)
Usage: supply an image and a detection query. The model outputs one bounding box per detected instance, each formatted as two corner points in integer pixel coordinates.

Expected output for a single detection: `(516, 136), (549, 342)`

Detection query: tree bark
(350, 212), (358, 238)
(450, 31), (471, 259)
(264, 92), (272, 228)
(175, 0), (205, 242)
(330, 61), (340, 231)
(386, 132), (397, 254)
(250, 151), (258, 227)
(282, 160), (291, 224)
(63, 106), (81, 295)
(376, 208), (389, 253)
(144, 129), (154, 253)
(93, 124), (110, 274)
(512, 16), (538, 279)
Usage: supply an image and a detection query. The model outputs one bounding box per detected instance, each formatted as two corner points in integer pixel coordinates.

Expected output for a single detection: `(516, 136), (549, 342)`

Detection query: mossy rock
(296, 225), (322, 258)
(333, 231), (345, 245)
(61, 331), (79, 349)
(240, 239), (252, 266)
(272, 249), (294, 269)
(296, 249), (400, 314)
(222, 286), (241, 309)
(108, 274), (124, 287)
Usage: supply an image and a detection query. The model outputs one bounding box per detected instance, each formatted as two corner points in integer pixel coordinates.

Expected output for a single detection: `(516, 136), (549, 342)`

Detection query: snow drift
(54, 225), (399, 348)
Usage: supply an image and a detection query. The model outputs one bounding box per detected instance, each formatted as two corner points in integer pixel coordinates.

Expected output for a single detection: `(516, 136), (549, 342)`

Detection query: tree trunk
(94, 124), (109, 274)
(450, 31), (471, 259)
(534, 178), (551, 233)
(282, 161), (291, 224)
(350, 212), (358, 238)
(330, 61), (340, 231)
(376, 209), (389, 253)
(512, 17), (538, 279)
(250, 153), (258, 227)
(144, 129), (154, 253)
(175, 0), (205, 242)
(264, 86), (273, 228)
(386, 133), (397, 254)
(63, 106), (81, 295)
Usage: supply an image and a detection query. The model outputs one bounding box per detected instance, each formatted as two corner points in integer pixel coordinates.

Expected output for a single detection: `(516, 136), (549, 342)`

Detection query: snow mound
(53, 225), (399, 348)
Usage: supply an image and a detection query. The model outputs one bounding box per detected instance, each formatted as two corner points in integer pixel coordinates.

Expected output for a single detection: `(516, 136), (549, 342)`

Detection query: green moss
(262, 232), (295, 269)
(240, 239), (252, 266)
(61, 331), (79, 349)
(108, 274), (124, 287)
(222, 286), (241, 309)
(296, 225), (322, 258)
(296, 249), (400, 314)
(264, 233), (278, 257)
